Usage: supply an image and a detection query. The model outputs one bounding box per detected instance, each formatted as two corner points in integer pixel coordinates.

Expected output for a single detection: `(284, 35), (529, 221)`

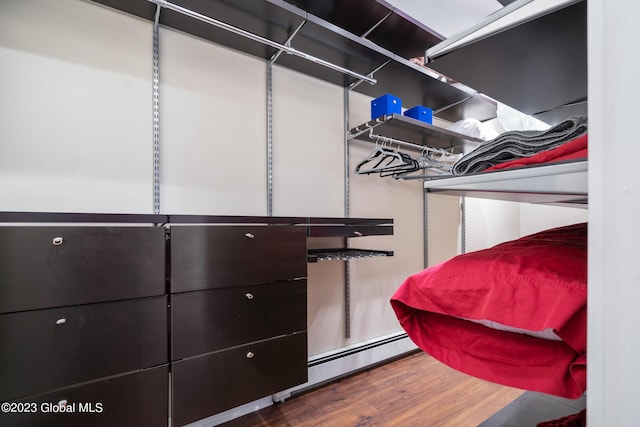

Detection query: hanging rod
(147, 0), (377, 85)
(368, 132), (458, 157)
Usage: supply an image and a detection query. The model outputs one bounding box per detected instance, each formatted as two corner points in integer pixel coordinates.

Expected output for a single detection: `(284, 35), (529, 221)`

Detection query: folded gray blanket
(452, 116), (588, 175)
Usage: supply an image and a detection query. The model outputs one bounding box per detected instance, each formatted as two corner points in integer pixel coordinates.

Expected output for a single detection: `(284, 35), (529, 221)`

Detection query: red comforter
(390, 223), (587, 398)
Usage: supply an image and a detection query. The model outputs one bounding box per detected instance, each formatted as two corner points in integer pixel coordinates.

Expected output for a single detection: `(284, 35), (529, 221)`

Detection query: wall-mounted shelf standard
(423, 160), (588, 205)
(349, 113), (483, 152)
(308, 248), (394, 263)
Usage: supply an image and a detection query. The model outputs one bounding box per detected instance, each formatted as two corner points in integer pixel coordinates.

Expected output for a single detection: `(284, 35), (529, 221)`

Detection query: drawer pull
(245, 293), (254, 300)
(246, 351), (255, 359)
(55, 318), (67, 325)
(353, 231), (363, 237)
(244, 233), (255, 239)
(52, 236), (64, 246)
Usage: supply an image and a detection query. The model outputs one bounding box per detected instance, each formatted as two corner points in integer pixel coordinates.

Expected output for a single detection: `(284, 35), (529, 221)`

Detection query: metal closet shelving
(306, 217), (394, 263)
(341, 0), (589, 208)
(420, 1), (589, 425)
(425, 0), (587, 124)
(347, 115), (588, 206)
(307, 248), (394, 263)
(424, 160), (588, 205)
(89, 0), (499, 338)
(90, 0), (498, 122)
(419, 0), (588, 206)
(348, 113), (483, 153)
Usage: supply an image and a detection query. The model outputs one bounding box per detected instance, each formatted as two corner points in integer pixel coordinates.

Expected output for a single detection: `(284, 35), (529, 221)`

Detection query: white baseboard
(186, 332), (417, 427)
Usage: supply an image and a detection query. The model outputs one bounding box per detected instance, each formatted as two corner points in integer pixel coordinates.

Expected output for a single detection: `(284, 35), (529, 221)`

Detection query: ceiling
(385, 0), (508, 38)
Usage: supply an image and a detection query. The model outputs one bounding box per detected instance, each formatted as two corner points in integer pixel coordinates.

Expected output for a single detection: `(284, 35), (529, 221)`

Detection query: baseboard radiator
(188, 332), (418, 426)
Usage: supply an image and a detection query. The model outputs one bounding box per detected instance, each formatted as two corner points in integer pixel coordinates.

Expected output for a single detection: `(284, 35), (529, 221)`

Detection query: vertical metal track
(152, 6), (161, 215)
(343, 64), (389, 339)
(460, 197), (467, 254)
(343, 237), (351, 339)
(424, 191), (429, 269)
(343, 87), (351, 339)
(344, 87), (351, 220)
(266, 63), (273, 216)
(265, 21), (304, 217)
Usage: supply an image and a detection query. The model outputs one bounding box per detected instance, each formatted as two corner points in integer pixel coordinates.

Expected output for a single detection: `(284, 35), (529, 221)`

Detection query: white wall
(465, 198), (588, 251)
(0, 0), (460, 359)
(159, 28), (267, 215)
(272, 66), (345, 217)
(0, 0), (153, 213)
(588, 0), (640, 425)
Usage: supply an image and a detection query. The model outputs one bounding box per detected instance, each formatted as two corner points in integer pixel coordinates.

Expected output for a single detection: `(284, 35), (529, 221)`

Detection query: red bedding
(485, 133), (588, 172)
(390, 223), (587, 398)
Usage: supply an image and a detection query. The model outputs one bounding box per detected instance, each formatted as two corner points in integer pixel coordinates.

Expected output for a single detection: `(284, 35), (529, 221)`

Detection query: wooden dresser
(0, 212), (392, 426)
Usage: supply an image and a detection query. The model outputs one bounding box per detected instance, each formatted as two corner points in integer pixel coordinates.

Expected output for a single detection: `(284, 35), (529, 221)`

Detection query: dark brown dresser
(0, 213), (392, 426)
(169, 224), (309, 426)
(0, 224), (169, 427)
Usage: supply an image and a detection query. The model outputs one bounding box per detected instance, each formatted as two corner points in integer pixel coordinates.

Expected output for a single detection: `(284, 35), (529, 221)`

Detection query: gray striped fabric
(452, 116), (588, 175)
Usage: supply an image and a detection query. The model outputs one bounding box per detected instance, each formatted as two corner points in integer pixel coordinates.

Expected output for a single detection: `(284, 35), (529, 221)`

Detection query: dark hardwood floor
(220, 351), (524, 427)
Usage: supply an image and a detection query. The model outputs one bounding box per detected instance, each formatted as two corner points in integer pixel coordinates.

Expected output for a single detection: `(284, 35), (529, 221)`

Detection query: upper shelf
(425, 0), (587, 124)
(423, 160), (588, 205)
(90, 0), (497, 124)
(348, 114), (483, 152)
(351, 57), (498, 123)
(280, 0), (445, 59)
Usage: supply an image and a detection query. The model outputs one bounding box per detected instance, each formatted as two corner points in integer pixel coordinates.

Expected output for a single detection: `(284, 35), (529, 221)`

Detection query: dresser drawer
(171, 280), (307, 360)
(0, 226), (166, 313)
(0, 296), (168, 401)
(0, 365), (169, 427)
(170, 225), (306, 292)
(172, 332), (307, 427)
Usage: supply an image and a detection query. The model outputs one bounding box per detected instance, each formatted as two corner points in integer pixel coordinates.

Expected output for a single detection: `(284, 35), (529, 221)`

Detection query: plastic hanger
(354, 137), (416, 175)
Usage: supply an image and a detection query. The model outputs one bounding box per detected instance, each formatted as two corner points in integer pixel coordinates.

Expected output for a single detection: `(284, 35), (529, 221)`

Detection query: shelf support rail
(265, 21), (307, 216)
(368, 132), (458, 158)
(343, 88), (351, 339)
(147, 0), (377, 85)
(266, 62), (274, 216)
(152, 5), (161, 215)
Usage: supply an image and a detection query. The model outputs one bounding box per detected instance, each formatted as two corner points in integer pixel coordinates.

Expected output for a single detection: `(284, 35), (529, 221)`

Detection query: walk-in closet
(1, 0), (638, 426)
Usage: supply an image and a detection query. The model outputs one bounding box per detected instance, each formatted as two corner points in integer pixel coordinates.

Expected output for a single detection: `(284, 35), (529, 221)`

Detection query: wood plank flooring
(220, 351), (524, 427)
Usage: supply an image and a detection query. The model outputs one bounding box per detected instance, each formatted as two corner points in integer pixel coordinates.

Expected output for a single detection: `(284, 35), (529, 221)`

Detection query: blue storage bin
(404, 105), (433, 124)
(371, 94), (402, 120)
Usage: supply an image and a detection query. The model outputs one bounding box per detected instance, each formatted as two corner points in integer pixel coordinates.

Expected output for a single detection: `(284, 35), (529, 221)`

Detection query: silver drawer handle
(52, 237), (64, 246)
(244, 233), (255, 239)
(246, 351), (255, 359)
(245, 293), (254, 300)
(353, 231), (363, 237)
(56, 318), (67, 325)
